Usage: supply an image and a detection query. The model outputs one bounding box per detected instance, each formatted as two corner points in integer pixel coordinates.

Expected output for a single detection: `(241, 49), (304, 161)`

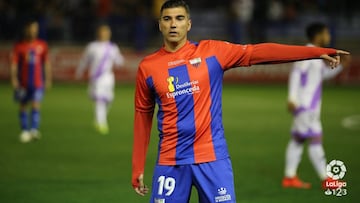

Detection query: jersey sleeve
(210, 40), (253, 70)
(288, 61), (306, 105)
(76, 44), (92, 78)
(11, 44), (20, 64)
(113, 45), (125, 67)
(42, 41), (49, 63)
(132, 64), (155, 188)
(249, 43), (337, 65)
(322, 64), (343, 80)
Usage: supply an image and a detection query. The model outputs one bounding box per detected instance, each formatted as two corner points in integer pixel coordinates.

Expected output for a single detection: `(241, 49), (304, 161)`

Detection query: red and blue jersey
(132, 40), (336, 187)
(135, 40), (253, 166)
(12, 39), (49, 89)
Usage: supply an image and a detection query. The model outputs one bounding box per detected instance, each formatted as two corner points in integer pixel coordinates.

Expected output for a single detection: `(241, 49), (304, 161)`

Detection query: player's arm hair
(249, 43), (337, 65)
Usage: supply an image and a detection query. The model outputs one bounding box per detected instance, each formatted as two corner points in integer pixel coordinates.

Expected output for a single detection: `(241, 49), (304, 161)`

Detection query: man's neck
(164, 39), (187, 52)
(25, 37), (36, 42)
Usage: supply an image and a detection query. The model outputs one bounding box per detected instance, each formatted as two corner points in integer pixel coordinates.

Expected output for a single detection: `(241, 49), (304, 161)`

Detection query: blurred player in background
(76, 24), (124, 135)
(10, 20), (51, 143)
(283, 22), (350, 189)
(132, 1), (349, 202)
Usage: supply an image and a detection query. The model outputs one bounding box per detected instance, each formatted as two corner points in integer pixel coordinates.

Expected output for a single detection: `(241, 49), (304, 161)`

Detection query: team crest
(189, 57), (201, 68)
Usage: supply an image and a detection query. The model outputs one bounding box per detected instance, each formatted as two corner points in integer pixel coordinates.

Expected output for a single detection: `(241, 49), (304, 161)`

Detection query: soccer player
(282, 23), (349, 189)
(10, 20), (51, 143)
(76, 24), (124, 135)
(132, 1), (349, 202)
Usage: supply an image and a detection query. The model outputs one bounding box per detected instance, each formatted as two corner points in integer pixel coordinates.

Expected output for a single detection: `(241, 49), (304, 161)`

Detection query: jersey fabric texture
(12, 39), (48, 89)
(132, 40), (337, 188)
(288, 44), (343, 137)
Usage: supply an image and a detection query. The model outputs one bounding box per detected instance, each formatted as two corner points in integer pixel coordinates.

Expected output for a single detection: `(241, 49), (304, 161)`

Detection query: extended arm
(249, 43), (342, 66)
(213, 41), (348, 70)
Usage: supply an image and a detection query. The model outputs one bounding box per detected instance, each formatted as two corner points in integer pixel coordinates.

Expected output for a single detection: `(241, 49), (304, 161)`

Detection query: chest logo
(167, 76), (176, 93)
(189, 57), (201, 68)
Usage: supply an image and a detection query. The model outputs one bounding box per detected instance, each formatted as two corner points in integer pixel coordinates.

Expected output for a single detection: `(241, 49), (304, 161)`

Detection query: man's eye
(163, 17), (170, 21)
(177, 16), (185, 20)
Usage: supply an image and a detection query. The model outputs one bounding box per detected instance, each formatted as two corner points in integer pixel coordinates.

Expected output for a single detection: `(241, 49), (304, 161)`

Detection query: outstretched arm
(249, 43), (349, 67)
(210, 41), (349, 70)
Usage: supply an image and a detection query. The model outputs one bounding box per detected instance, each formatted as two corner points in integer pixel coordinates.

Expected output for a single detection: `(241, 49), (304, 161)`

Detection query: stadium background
(0, 0), (359, 202)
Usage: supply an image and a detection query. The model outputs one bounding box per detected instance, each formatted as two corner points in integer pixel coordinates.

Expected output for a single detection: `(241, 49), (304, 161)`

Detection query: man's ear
(159, 20), (162, 32)
(187, 19), (192, 31)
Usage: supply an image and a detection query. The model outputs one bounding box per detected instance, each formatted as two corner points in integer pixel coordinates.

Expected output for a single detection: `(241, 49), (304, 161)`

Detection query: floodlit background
(0, 0), (359, 202)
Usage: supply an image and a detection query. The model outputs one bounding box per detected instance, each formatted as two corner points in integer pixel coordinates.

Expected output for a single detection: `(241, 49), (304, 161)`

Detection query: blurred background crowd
(0, 0), (360, 52)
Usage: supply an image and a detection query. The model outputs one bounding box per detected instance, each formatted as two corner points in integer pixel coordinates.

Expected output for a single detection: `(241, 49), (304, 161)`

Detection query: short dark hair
(160, 0), (190, 17)
(306, 22), (328, 42)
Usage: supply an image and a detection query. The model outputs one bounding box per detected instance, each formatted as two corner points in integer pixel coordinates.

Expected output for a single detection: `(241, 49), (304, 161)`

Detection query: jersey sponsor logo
(215, 187), (232, 202)
(36, 45), (43, 53)
(166, 76), (200, 99)
(166, 76), (176, 93)
(168, 59), (186, 67)
(189, 57), (201, 68)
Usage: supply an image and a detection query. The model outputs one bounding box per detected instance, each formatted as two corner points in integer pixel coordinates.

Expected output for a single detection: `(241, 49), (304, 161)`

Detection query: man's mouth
(169, 31), (178, 36)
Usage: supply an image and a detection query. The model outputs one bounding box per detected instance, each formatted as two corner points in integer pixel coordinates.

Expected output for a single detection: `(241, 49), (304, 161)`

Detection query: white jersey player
(76, 24), (124, 134)
(283, 23), (348, 189)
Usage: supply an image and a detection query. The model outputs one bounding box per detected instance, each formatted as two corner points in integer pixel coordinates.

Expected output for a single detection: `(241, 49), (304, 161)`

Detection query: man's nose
(170, 20), (177, 28)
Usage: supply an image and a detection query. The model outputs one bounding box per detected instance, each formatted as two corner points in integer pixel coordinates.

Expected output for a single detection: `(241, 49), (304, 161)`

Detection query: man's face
(97, 25), (111, 41)
(159, 7), (191, 44)
(320, 28), (331, 47)
(26, 22), (39, 40)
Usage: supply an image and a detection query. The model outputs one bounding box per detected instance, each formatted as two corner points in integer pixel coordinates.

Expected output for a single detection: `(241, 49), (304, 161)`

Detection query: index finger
(336, 50), (350, 55)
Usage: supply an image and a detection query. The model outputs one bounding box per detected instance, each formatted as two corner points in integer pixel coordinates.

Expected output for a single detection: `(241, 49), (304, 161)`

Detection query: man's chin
(166, 37), (180, 43)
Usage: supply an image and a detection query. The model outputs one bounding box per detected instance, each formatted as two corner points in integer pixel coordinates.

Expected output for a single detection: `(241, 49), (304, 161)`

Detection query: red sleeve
(249, 43), (337, 65)
(210, 40), (253, 70)
(132, 64), (155, 188)
(11, 44), (20, 64)
(42, 41), (49, 62)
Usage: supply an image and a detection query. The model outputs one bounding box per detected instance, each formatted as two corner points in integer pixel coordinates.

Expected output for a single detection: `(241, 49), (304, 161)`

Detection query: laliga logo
(326, 160), (346, 180)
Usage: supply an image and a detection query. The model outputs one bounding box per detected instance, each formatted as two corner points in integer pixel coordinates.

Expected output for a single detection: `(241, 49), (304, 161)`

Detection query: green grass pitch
(0, 83), (359, 203)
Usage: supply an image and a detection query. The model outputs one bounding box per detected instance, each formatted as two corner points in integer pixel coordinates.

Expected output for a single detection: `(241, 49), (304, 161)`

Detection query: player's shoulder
(35, 39), (48, 46)
(139, 49), (163, 68)
(198, 39), (234, 47)
(87, 41), (99, 48)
